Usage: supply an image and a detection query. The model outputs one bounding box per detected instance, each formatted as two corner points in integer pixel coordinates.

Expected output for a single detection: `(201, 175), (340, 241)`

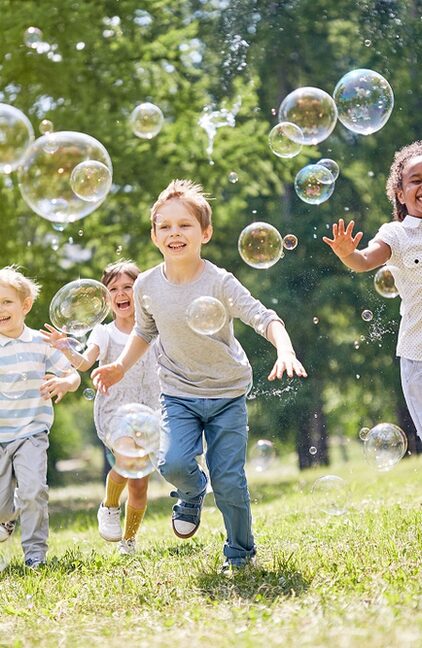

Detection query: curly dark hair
(386, 140), (422, 221)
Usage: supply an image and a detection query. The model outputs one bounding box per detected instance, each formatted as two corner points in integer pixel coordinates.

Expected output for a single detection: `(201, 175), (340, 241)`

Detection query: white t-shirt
(88, 321), (129, 359)
(370, 215), (422, 360)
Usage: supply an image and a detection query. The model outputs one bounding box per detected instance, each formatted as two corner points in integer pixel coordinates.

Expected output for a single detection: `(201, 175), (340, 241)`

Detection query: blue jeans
(158, 394), (256, 561)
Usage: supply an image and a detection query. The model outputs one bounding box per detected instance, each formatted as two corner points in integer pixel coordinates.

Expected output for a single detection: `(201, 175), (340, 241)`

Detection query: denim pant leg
(13, 434), (49, 561)
(400, 357), (422, 441)
(204, 396), (255, 561)
(158, 396), (208, 501)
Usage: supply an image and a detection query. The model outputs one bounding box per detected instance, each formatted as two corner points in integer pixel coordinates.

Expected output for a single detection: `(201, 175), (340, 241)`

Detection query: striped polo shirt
(0, 325), (72, 442)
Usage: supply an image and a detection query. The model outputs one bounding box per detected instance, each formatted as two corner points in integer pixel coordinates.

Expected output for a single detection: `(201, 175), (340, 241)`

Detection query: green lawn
(1, 445), (421, 648)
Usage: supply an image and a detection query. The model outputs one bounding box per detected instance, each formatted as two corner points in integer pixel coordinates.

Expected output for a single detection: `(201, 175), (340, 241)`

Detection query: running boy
(0, 266), (80, 568)
(92, 180), (307, 572)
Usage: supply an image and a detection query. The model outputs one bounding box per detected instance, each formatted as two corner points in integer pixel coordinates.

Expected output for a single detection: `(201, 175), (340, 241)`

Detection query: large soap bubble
(0, 104), (34, 173)
(129, 102), (164, 139)
(268, 122), (303, 158)
(18, 131), (112, 224)
(70, 160), (112, 202)
(49, 279), (111, 337)
(238, 222), (283, 269)
(186, 296), (227, 335)
(363, 422), (407, 471)
(278, 87), (338, 145)
(333, 69), (394, 135)
(106, 403), (160, 479)
(374, 266), (399, 298)
(249, 439), (276, 472)
(294, 164), (335, 204)
(311, 475), (349, 516)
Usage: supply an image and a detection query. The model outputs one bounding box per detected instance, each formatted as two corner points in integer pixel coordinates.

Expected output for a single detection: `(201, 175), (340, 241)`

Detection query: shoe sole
(98, 530), (122, 542)
(171, 519), (200, 539)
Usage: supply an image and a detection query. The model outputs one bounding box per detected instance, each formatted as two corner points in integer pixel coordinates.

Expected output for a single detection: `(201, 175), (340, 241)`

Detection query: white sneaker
(118, 538), (136, 555)
(97, 504), (122, 542)
(0, 521), (16, 543)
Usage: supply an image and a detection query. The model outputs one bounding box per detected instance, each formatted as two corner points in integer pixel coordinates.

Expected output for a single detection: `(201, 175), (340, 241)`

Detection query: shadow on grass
(197, 551), (312, 602)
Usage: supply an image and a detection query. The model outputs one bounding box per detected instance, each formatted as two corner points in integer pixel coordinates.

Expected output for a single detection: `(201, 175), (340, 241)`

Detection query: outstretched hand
(268, 354), (308, 381)
(91, 362), (124, 394)
(322, 219), (363, 259)
(40, 323), (68, 348)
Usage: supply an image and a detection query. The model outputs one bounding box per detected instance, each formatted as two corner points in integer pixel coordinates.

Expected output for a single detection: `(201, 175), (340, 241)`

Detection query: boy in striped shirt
(0, 266), (80, 568)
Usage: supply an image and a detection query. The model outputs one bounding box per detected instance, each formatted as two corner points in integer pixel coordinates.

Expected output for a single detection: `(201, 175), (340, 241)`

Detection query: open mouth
(0, 316), (11, 323)
(168, 242), (186, 250)
(116, 300), (131, 311)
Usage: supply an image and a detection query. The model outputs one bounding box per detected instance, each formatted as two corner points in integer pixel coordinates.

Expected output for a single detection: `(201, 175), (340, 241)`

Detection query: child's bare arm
(40, 371), (81, 403)
(91, 331), (150, 394)
(322, 219), (391, 271)
(40, 323), (100, 371)
(266, 320), (307, 380)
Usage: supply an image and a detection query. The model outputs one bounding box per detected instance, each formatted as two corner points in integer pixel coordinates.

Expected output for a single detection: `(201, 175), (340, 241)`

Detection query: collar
(402, 215), (422, 229)
(0, 325), (34, 347)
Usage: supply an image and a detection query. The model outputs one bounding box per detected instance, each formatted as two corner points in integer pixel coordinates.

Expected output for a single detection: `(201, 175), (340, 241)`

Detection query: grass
(0, 443), (421, 648)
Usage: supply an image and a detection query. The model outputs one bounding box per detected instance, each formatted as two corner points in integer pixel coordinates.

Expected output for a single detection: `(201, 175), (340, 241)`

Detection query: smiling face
(106, 273), (135, 321)
(397, 155), (422, 218)
(151, 198), (212, 261)
(0, 284), (32, 338)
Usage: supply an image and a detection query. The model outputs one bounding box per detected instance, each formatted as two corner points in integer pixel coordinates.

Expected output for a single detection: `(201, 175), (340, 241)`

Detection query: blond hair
(150, 179), (212, 231)
(0, 265), (40, 302)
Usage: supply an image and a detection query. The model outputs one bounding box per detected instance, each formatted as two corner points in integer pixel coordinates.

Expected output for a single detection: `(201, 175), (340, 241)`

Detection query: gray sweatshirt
(134, 260), (283, 399)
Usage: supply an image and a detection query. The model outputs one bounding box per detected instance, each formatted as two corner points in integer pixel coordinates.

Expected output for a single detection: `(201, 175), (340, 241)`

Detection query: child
(0, 266), (80, 568)
(41, 260), (160, 555)
(323, 140), (422, 442)
(91, 180), (307, 572)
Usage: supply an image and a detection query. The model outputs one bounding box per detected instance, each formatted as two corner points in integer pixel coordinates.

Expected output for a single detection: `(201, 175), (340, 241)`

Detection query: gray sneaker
(0, 521), (16, 543)
(118, 538), (136, 555)
(25, 558), (46, 569)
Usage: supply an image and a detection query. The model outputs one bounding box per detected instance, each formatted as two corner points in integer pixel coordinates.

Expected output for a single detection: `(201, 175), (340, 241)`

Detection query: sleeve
(368, 223), (396, 256)
(87, 324), (108, 362)
(133, 278), (158, 344)
(221, 271), (284, 339)
(45, 346), (73, 376)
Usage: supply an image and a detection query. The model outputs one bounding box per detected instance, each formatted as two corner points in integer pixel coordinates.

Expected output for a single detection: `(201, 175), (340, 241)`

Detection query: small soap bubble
(186, 296), (226, 335)
(268, 121), (303, 158)
(309, 446), (317, 455)
(311, 475), (349, 516)
(359, 427), (370, 441)
(51, 237), (59, 251)
(70, 160), (112, 202)
(78, 229), (84, 237)
(361, 309), (373, 322)
(83, 388), (95, 401)
(228, 171), (239, 183)
(333, 68), (394, 135)
(283, 234), (298, 250)
(374, 266), (399, 298)
(129, 102), (164, 139)
(249, 439), (276, 472)
(294, 164), (335, 205)
(363, 422), (407, 471)
(313, 317), (319, 325)
(238, 222), (283, 269)
(353, 340), (360, 350)
(24, 26), (43, 49)
(364, 39), (372, 47)
(318, 158), (339, 181)
(116, 245), (123, 256)
(39, 119), (53, 135)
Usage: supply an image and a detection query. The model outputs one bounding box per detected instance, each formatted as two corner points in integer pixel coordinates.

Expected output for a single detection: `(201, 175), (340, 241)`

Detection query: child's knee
(159, 456), (189, 482)
(17, 484), (48, 506)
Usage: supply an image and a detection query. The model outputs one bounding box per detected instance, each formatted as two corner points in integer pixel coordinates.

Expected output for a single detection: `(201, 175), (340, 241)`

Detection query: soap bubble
(268, 121), (303, 158)
(238, 222), (283, 269)
(18, 131), (112, 224)
(24, 27), (43, 49)
(311, 475), (348, 516)
(294, 164), (335, 205)
(283, 234), (298, 250)
(106, 403), (160, 479)
(318, 158), (340, 181)
(0, 365), (28, 400)
(374, 266), (399, 298)
(249, 439), (276, 472)
(363, 422), (407, 471)
(228, 171), (238, 183)
(49, 279), (111, 337)
(54, 336), (85, 369)
(333, 69), (394, 135)
(278, 87), (338, 145)
(186, 296), (226, 335)
(39, 119), (53, 135)
(83, 388), (95, 401)
(0, 104), (34, 173)
(70, 160), (112, 202)
(361, 309), (373, 322)
(359, 427), (370, 441)
(129, 102), (164, 139)
(309, 446), (317, 455)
